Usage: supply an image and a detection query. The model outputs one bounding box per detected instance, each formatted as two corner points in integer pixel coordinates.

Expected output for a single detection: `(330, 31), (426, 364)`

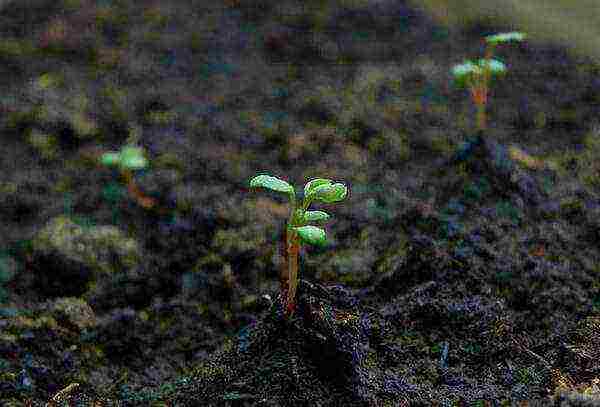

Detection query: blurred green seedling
(451, 31), (526, 132)
(100, 144), (158, 210)
(249, 174), (348, 318)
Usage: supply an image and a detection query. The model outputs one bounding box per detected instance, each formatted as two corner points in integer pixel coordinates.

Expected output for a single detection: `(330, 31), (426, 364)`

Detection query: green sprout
(451, 31), (526, 132)
(101, 145), (148, 170)
(100, 144), (157, 210)
(249, 174), (348, 318)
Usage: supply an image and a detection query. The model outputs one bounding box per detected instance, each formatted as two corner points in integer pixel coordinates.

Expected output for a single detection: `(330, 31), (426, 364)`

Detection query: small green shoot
(249, 174), (348, 318)
(100, 144), (157, 210)
(451, 31), (526, 132)
(100, 145), (149, 171)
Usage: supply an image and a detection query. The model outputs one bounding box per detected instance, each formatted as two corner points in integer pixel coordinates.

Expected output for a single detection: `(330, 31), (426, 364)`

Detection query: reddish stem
(282, 226), (300, 318)
(470, 87), (488, 131)
(122, 170), (157, 209)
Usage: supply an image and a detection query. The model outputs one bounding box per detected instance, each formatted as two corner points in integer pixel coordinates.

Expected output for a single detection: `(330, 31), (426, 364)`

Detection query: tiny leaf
(303, 210), (331, 223)
(250, 174), (295, 196)
(311, 182), (348, 204)
(451, 60), (479, 78)
(485, 32), (526, 45)
(119, 146), (148, 170)
(100, 151), (121, 167)
(294, 225), (327, 246)
(304, 178), (333, 198)
(477, 58), (506, 75)
(451, 60), (481, 88)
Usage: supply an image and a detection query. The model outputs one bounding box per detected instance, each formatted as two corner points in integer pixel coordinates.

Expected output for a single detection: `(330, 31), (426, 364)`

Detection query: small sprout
(485, 31), (526, 45)
(100, 145), (148, 171)
(451, 31), (525, 132)
(249, 173), (348, 318)
(100, 144), (156, 209)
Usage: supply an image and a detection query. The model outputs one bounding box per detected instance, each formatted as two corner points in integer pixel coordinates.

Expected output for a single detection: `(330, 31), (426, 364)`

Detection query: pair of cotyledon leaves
(249, 175), (348, 247)
(100, 146), (148, 171)
(452, 31), (526, 88)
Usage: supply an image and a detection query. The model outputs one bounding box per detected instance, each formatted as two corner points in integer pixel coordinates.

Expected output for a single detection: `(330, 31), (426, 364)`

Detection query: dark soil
(2, 0), (600, 406)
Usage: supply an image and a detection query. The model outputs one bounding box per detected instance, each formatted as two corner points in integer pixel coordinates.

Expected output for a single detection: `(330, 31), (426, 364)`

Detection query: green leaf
(303, 210), (330, 223)
(485, 32), (526, 45)
(311, 182), (348, 204)
(452, 60), (480, 78)
(119, 146), (148, 170)
(294, 225), (327, 246)
(477, 58), (506, 75)
(100, 151), (121, 167)
(304, 178), (332, 198)
(250, 174), (295, 196)
(223, 392), (244, 401)
(451, 60), (480, 88)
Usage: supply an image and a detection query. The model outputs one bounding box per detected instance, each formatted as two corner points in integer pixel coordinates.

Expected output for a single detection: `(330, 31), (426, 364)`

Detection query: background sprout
(451, 31), (526, 132)
(100, 144), (156, 209)
(101, 145), (148, 171)
(249, 173), (348, 318)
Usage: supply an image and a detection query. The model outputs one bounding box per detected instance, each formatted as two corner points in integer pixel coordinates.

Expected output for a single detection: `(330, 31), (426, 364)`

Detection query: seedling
(452, 31), (526, 132)
(249, 174), (348, 318)
(100, 144), (157, 210)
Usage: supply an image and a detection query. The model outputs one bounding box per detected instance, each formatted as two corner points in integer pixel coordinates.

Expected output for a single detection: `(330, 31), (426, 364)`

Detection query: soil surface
(2, 0), (600, 406)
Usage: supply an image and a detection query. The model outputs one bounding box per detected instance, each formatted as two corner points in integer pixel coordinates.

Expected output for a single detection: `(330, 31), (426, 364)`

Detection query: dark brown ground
(1, 0), (600, 405)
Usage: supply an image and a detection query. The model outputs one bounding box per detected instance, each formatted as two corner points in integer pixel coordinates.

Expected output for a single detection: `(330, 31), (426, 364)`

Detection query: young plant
(249, 174), (348, 318)
(452, 31), (526, 132)
(100, 144), (157, 210)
